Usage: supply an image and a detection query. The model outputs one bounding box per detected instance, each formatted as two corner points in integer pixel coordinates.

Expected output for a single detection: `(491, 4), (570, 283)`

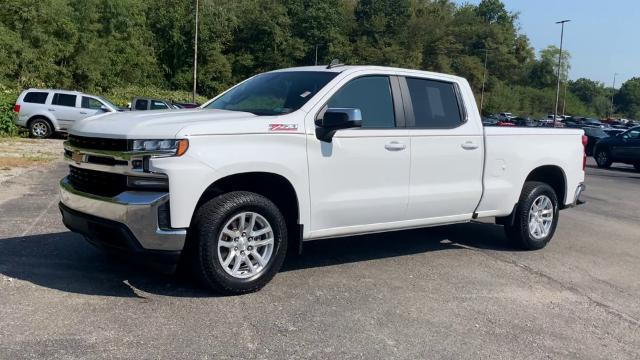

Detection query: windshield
(205, 71), (338, 115)
(98, 96), (119, 110)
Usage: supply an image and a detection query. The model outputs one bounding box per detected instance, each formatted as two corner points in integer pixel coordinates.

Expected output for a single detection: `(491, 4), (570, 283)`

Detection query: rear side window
(23, 92), (48, 104)
(406, 78), (464, 129)
(81, 97), (103, 109)
(135, 99), (148, 110)
(327, 76), (395, 128)
(150, 100), (168, 110)
(52, 93), (77, 107)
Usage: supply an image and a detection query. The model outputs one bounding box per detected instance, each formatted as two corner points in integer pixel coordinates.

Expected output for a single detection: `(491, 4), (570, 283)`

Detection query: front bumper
(59, 177), (186, 257)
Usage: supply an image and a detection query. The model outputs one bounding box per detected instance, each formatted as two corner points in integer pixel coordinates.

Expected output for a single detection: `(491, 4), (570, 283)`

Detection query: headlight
(130, 139), (189, 156)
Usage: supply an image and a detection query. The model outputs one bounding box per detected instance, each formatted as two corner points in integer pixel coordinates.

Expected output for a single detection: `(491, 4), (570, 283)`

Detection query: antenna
(326, 59), (344, 69)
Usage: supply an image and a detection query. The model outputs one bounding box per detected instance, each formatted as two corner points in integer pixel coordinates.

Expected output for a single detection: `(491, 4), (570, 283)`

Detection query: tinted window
(406, 78), (463, 128)
(135, 99), (148, 110)
(327, 76), (395, 128)
(81, 97), (103, 109)
(207, 71), (337, 115)
(626, 129), (640, 139)
(52, 93), (77, 107)
(23, 92), (48, 104)
(150, 100), (168, 110)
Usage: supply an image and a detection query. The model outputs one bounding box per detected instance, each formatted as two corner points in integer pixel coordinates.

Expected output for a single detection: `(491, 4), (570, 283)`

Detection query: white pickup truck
(59, 65), (586, 294)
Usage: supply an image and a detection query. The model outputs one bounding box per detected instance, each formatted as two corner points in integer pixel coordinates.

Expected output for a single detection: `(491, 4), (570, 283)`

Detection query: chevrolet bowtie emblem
(71, 151), (84, 164)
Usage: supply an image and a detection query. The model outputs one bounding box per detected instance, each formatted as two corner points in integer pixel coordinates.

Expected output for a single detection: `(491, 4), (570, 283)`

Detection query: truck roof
(269, 65), (465, 83)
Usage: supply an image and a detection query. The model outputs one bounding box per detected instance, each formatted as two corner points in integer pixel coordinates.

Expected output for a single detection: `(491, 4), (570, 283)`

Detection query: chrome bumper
(59, 177), (186, 251)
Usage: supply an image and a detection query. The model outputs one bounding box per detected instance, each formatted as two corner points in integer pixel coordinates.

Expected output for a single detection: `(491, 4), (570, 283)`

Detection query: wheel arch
(27, 114), (55, 130)
(192, 171), (303, 252)
(524, 165), (567, 208)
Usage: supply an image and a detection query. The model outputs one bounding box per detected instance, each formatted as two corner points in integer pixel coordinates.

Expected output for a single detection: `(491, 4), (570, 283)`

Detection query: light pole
(479, 47), (489, 113)
(553, 19), (570, 126)
(610, 72), (618, 119)
(192, 0), (199, 103)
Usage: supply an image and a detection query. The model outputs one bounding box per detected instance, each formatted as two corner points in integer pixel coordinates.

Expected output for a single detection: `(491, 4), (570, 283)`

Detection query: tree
(616, 77), (640, 119)
(540, 45), (570, 82)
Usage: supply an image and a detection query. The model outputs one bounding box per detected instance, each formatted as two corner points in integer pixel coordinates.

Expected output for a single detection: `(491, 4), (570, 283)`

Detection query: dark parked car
(512, 117), (537, 127)
(130, 97), (174, 111)
(582, 127), (609, 156)
(593, 126), (640, 171)
(604, 128), (625, 137)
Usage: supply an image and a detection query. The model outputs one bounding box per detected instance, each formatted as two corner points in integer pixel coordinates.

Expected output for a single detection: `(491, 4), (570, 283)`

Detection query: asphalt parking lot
(1, 158), (639, 359)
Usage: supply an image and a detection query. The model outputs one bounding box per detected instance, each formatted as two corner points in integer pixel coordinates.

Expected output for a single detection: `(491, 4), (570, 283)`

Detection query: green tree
(616, 77), (640, 119)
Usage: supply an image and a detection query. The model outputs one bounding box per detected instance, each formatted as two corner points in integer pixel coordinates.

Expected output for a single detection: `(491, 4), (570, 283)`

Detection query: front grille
(68, 135), (129, 151)
(68, 166), (127, 197)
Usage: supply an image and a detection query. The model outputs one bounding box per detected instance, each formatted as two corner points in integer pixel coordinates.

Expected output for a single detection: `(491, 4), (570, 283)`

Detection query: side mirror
(316, 108), (362, 142)
(100, 105), (110, 112)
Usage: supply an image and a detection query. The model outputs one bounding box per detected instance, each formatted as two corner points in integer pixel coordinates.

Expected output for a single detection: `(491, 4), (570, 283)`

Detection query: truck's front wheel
(190, 191), (288, 295)
(504, 181), (559, 250)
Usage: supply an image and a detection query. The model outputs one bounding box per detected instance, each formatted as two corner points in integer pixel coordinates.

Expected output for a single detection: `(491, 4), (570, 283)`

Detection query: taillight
(13, 104), (20, 113)
(582, 135), (587, 171)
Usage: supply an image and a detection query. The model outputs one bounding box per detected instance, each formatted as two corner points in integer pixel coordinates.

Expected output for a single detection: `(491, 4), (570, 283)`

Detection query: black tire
(504, 181), (559, 250)
(594, 148), (612, 168)
(29, 118), (53, 138)
(190, 191), (288, 295)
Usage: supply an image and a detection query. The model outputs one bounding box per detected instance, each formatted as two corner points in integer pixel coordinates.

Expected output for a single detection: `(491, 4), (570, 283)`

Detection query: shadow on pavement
(0, 222), (513, 298)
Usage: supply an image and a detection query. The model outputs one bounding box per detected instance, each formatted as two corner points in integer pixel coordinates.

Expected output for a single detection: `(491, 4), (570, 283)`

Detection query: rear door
(50, 93), (80, 130)
(615, 128), (640, 160)
(400, 76), (484, 221)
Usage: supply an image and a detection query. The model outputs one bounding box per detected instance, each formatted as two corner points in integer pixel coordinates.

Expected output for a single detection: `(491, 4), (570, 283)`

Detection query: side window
(406, 78), (464, 129)
(81, 97), (103, 109)
(135, 99), (148, 110)
(150, 100), (169, 110)
(52, 93), (77, 107)
(626, 129), (640, 139)
(327, 76), (395, 128)
(23, 92), (48, 104)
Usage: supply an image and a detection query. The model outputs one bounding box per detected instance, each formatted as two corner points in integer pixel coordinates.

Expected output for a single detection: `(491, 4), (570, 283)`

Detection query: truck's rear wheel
(190, 191), (287, 295)
(504, 181), (559, 250)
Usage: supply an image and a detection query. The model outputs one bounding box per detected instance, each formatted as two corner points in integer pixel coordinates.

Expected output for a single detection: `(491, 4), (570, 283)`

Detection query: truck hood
(69, 109), (270, 139)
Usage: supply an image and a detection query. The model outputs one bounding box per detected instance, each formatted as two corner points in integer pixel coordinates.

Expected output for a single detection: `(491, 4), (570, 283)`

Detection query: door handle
(48, 109), (55, 112)
(385, 141), (406, 151)
(461, 141), (479, 150)
(79, 112), (88, 114)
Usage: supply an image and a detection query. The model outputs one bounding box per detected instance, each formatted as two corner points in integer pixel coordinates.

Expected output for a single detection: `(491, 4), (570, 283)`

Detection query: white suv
(13, 89), (119, 138)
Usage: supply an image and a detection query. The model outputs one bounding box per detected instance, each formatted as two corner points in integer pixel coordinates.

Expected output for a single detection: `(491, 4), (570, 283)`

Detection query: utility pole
(610, 72), (618, 119)
(192, 0), (199, 103)
(553, 19), (570, 127)
(480, 47), (489, 113)
(315, 44), (319, 66)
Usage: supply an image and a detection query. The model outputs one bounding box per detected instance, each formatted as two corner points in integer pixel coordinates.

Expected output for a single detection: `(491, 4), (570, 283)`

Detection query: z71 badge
(269, 124), (298, 131)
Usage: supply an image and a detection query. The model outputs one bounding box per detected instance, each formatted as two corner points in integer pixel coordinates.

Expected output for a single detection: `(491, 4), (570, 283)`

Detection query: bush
(0, 87), (22, 137)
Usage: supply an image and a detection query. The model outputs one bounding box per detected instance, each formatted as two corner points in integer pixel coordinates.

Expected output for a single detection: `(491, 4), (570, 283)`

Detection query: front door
(306, 75), (410, 236)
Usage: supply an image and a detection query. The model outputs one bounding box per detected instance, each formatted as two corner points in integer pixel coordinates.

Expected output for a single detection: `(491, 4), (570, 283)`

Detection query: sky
(455, 0), (639, 87)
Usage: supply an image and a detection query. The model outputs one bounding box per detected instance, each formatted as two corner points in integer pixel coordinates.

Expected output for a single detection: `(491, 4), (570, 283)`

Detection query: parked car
(604, 128), (625, 137)
(593, 126), (640, 171)
(482, 116), (498, 126)
(59, 65), (586, 294)
(13, 89), (119, 138)
(512, 117), (537, 127)
(496, 112), (514, 121)
(175, 103), (200, 109)
(130, 97), (174, 111)
(582, 127), (609, 156)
